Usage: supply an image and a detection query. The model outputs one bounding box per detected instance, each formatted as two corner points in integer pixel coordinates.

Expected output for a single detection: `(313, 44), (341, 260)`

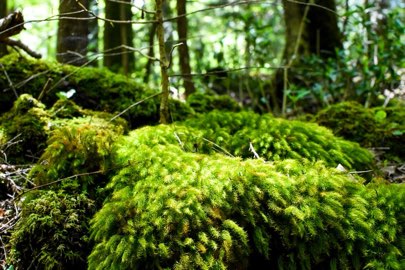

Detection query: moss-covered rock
(0, 94), (51, 163)
(0, 94), (128, 164)
(0, 54), (194, 128)
(88, 134), (404, 269)
(9, 190), (94, 270)
(315, 101), (405, 160)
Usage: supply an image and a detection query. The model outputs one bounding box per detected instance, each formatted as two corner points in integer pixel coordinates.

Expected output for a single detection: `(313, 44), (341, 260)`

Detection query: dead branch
(0, 11), (24, 40)
(0, 11), (42, 59)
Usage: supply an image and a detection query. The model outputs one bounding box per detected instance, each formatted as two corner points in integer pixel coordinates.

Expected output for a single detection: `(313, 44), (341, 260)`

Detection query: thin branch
(2, 38), (42, 58)
(0, 63), (18, 98)
(249, 142), (261, 159)
(109, 91), (162, 122)
(170, 65), (284, 77)
(19, 170), (103, 196)
(167, 42), (183, 69)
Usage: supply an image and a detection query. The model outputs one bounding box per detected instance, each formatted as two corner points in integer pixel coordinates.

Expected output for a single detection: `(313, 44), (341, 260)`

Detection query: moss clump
(174, 111), (373, 170)
(88, 136), (404, 269)
(0, 94), (51, 163)
(315, 101), (405, 160)
(9, 190), (94, 270)
(0, 94), (128, 164)
(187, 92), (241, 113)
(29, 121), (120, 198)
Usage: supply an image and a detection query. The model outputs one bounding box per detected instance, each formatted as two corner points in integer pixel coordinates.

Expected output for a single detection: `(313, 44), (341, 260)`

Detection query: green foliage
(88, 132), (404, 269)
(0, 94), (51, 163)
(9, 190), (94, 270)
(187, 92), (241, 113)
(315, 101), (405, 160)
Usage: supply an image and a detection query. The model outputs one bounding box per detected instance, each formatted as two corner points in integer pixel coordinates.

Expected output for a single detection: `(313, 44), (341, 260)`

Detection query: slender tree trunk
(56, 0), (89, 65)
(176, 0), (195, 97)
(88, 0), (99, 66)
(103, 0), (134, 74)
(0, 0), (8, 56)
(156, 0), (170, 124)
(143, 22), (157, 83)
(271, 0), (342, 113)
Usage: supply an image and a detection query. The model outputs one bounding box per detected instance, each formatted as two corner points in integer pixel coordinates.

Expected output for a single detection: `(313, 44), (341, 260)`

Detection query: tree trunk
(143, 22), (157, 83)
(103, 0), (134, 74)
(88, 0), (99, 66)
(56, 0), (89, 65)
(156, 0), (170, 124)
(176, 0), (195, 97)
(271, 0), (342, 113)
(0, 0), (7, 56)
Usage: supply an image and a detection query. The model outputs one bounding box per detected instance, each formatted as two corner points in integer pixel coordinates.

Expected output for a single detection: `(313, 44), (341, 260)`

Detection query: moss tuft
(9, 190), (94, 270)
(315, 101), (405, 160)
(187, 91), (241, 113)
(0, 94), (51, 163)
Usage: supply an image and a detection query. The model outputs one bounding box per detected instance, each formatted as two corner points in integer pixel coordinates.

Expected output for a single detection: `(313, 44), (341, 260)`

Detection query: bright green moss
(88, 137), (404, 269)
(29, 121), (120, 198)
(173, 111), (372, 170)
(9, 190), (94, 270)
(315, 101), (405, 160)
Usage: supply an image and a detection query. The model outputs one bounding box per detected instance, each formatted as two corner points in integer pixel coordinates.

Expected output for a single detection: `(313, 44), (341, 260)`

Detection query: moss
(9, 190), (94, 270)
(187, 91), (242, 113)
(0, 54), (195, 128)
(0, 94), (128, 164)
(177, 111), (373, 170)
(29, 121), (121, 199)
(315, 101), (405, 160)
(88, 135), (404, 269)
(0, 94), (51, 163)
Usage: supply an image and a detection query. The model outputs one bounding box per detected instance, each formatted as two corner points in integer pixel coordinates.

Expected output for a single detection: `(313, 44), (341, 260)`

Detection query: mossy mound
(186, 92), (242, 113)
(176, 111), (372, 170)
(7, 111), (126, 269)
(9, 190), (94, 270)
(0, 94), (127, 164)
(315, 101), (405, 160)
(88, 135), (404, 269)
(0, 54), (193, 127)
(0, 94), (51, 163)
(29, 122), (121, 199)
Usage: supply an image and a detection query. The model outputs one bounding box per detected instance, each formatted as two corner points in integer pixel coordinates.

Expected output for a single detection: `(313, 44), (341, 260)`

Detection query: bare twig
(249, 142), (261, 159)
(167, 42), (183, 69)
(109, 91), (162, 122)
(0, 63), (18, 98)
(1, 38), (42, 58)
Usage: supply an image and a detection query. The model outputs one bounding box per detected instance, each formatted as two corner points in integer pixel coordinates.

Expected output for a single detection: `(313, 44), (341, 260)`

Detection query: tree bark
(156, 0), (170, 124)
(103, 0), (134, 74)
(271, 0), (342, 113)
(143, 22), (157, 83)
(0, 0), (7, 56)
(56, 0), (89, 65)
(176, 0), (195, 97)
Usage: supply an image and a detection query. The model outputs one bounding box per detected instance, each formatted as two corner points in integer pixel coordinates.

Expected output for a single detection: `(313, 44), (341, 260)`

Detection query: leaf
(374, 110), (387, 122)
